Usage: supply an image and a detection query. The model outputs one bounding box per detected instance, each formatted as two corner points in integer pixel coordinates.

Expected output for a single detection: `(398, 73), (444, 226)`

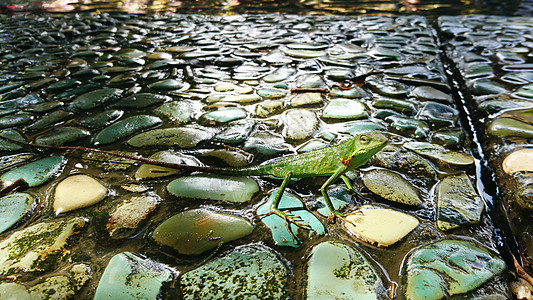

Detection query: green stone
(0, 218), (86, 274)
(363, 168), (421, 206)
(26, 110), (73, 131)
(257, 190), (325, 247)
(1, 156), (66, 187)
(112, 93), (170, 108)
(127, 127), (213, 148)
(436, 174), (484, 230)
(373, 97), (416, 114)
(135, 151), (200, 179)
(34, 126), (90, 146)
(385, 115), (430, 138)
(487, 117), (533, 138)
(306, 242), (386, 299)
(322, 99), (368, 120)
(263, 67), (295, 83)
(0, 129), (25, 151)
(76, 109), (123, 129)
(152, 208), (253, 255)
(70, 88), (123, 111)
(94, 115), (162, 145)
(0, 113), (33, 129)
(257, 88), (286, 99)
(180, 245), (287, 299)
(471, 79), (507, 96)
(167, 175), (259, 203)
(94, 252), (176, 300)
(154, 101), (193, 124)
(0, 193), (33, 234)
(403, 239), (506, 299)
(147, 79), (189, 91)
(404, 142), (474, 166)
(199, 108), (247, 125)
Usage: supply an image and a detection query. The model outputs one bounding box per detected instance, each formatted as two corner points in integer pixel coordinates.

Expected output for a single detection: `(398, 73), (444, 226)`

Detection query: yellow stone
(502, 148), (533, 174)
(54, 175), (107, 214)
(344, 205), (419, 247)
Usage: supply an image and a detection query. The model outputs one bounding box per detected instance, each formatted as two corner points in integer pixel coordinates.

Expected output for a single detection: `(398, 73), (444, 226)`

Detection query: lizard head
(347, 131), (388, 170)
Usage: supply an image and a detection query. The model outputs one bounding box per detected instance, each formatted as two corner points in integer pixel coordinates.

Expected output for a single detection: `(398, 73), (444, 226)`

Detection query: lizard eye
(360, 135), (369, 143)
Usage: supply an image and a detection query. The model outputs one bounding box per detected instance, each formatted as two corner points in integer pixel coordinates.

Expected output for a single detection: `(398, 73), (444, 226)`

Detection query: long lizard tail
(0, 135), (260, 175)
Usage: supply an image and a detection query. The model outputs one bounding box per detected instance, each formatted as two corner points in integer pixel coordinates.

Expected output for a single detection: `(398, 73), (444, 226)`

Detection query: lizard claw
(256, 209), (311, 242)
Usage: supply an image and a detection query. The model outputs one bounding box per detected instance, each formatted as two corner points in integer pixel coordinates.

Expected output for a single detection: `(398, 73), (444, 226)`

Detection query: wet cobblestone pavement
(0, 12), (531, 299)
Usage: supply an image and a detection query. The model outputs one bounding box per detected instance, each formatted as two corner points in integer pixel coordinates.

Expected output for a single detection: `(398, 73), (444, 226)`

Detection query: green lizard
(0, 131), (387, 230)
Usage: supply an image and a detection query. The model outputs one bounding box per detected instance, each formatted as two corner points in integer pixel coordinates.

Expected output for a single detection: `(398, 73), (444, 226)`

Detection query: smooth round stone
(282, 48), (326, 58)
(180, 245), (287, 299)
(404, 142), (474, 166)
(411, 86), (452, 103)
(94, 252), (176, 300)
(146, 52), (172, 60)
(2, 94), (43, 110)
(0, 193), (33, 234)
(152, 208), (253, 255)
(373, 97), (416, 115)
(147, 79), (189, 92)
(127, 127), (213, 148)
(207, 94), (261, 104)
(290, 93), (323, 107)
(344, 206), (419, 247)
(135, 151), (201, 179)
(488, 117), (533, 138)
(478, 99), (533, 115)
(325, 68), (354, 81)
(94, 115), (162, 145)
(243, 132), (291, 155)
(0, 129), (25, 151)
(199, 108), (247, 125)
(53, 175), (107, 214)
(263, 67), (295, 83)
(432, 129), (463, 147)
(201, 149), (251, 168)
(418, 101), (459, 125)
(502, 149), (533, 174)
(436, 174), (484, 231)
(464, 63), (494, 79)
(340, 121), (385, 135)
(471, 79), (507, 96)
(154, 101), (193, 124)
(363, 169), (421, 206)
(167, 175), (259, 203)
(0, 283), (31, 300)
(0, 217), (86, 274)
(215, 119), (255, 144)
(0, 113), (33, 129)
(369, 46), (401, 58)
(516, 184), (533, 210)
(70, 88), (123, 111)
(34, 126), (90, 146)
(384, 115), (430, 138)
(1, 156), (66, 187)
(112, 93), (170, 108)
(256, 100), (284, 118)
(77, 109), (123, 129)
(257, 190), (324, 247)
(330, 86), (367, 98)
(257, 88), (286, 99)
(402, 239), (506, 299)
(285, 109), (319, 140)
(513, 83), (533, 100)
(296, 74), (326, 89)
(306, 241), (386, 299)
(375, 145), (436, 181)
(322, 99), (368, 120)
(26, 110), (73, 131)
(106, 195), (159, 238)
(28, 264), (91, 299)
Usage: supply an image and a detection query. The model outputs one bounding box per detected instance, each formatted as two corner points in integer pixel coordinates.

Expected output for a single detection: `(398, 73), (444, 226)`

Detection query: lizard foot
(256, 209), (311, 241)
(327, 210), (364, 224)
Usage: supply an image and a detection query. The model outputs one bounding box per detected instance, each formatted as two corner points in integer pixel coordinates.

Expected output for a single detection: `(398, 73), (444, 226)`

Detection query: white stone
(54, 175), (107, 214)
(345, 205), (419, 247)
(502, 148), (533, 174)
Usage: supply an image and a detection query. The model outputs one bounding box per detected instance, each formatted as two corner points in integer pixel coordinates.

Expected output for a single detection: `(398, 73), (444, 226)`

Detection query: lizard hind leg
(256, 171), (311, 241)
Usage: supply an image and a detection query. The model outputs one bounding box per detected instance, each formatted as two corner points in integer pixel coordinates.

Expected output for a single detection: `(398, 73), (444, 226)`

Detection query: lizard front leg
(321, 167), (347, 222)
(256, 171), (311, 241)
